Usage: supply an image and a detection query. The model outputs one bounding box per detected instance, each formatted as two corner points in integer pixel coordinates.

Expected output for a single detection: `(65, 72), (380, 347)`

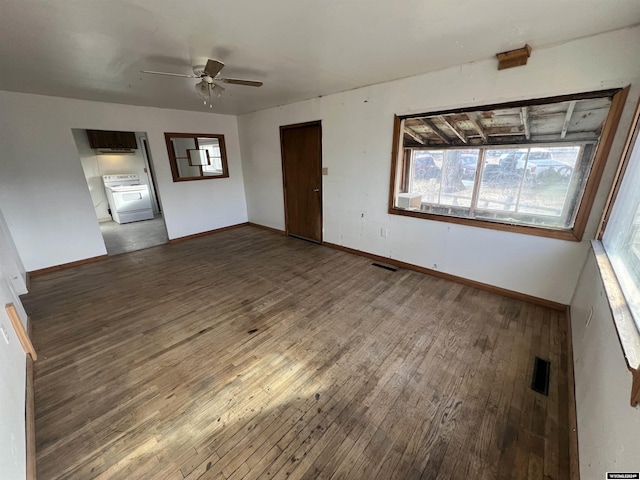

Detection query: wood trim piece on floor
(565, 307), (580, 480)
(167, 222), (249, 244)
(26, 316), (36, 480)
(5, 304), (37, 360)
(323, 241), (568, 311)
(247, 222), (286, 235)
(28, 254), (108, 277)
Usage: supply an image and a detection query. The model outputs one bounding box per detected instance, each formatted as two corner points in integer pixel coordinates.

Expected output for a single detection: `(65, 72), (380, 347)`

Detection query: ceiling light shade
(195, 80), (224, 107)
(212, 83), (225, 98)
(195, 80), (210, 99)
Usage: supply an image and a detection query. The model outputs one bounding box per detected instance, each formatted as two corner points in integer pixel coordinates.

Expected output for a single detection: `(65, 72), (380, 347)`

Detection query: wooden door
(280, 121), (322, 243)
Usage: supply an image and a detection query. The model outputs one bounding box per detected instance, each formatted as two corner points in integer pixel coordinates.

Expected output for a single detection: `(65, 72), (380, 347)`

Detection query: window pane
(603, 130), (640, 327)
(198, 137), (224, 175)
(400, 149), (480, 215)
(408, 150), (442, 205)
(171, 137), (196, 158)
(438, 150), (477, 208)
(177, 158), (200, 178)
(478, 148), (527, 213)
(473, 146), (585, 229)
(516, 146), (578, 217)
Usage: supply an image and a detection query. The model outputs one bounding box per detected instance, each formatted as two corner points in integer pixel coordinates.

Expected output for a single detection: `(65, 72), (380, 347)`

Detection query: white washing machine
(103, 174), (154, 224)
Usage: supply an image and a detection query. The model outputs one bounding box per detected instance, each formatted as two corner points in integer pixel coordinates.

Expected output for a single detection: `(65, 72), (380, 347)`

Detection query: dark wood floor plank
(22, 226), (570, 480)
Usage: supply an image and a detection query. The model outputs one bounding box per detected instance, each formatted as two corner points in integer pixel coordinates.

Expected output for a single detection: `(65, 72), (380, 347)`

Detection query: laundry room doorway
(72, 129), (168, 256)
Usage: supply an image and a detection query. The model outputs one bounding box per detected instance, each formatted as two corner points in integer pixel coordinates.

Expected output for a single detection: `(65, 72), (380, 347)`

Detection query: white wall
(0, 93), (247, 271)
(0, 210), (27, 296)
(0, 208), (28, 480)
(238, 26), (640, 304)
(571, 251), (640, 477)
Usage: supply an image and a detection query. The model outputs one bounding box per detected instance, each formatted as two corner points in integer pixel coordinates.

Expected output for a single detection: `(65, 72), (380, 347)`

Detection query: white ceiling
(1, 1), (639, 115)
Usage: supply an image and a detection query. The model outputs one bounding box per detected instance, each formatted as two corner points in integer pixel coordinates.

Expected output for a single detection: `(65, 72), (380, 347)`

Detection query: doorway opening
(73, 129), (168, 256)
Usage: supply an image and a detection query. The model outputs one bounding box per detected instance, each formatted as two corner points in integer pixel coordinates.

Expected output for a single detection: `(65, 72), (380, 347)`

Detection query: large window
(390, 89), (628, 240)
(597, 95), (640, 407)
(602, 97), (640, 329)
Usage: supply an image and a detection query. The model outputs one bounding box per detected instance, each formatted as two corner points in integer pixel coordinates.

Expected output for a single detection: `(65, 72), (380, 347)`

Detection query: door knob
(313, 189), (320, 192)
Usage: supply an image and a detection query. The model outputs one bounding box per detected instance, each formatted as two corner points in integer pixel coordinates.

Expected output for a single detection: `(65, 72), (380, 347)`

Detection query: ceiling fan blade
(204, 59), (225, 78)
(141, 70), (199, 78)
(220, 78), (263, 87)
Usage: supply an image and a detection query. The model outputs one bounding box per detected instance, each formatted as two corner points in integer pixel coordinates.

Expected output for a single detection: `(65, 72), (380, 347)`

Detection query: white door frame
(138, 134), (161, 214)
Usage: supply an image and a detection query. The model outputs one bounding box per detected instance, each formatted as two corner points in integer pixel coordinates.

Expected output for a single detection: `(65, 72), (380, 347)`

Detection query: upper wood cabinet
(86, 130), (138, 149)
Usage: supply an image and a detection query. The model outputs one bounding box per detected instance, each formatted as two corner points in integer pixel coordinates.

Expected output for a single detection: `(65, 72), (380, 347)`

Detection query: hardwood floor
(23, 226), (570, 479)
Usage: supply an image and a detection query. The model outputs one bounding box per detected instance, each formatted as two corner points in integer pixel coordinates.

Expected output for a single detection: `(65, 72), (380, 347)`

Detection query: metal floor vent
(371, 263), (397, 272)
(531, 357), (550, 396)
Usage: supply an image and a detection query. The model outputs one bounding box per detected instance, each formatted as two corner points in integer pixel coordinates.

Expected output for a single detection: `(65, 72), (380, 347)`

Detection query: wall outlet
(322, 167), (328, 175)
(381, 228), (389, 238)
(0, 324), (9, 344)
(586, 307), (594, 327)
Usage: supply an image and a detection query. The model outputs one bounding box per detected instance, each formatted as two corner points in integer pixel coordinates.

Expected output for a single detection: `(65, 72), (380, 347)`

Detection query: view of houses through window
(406, 144), (585, 229)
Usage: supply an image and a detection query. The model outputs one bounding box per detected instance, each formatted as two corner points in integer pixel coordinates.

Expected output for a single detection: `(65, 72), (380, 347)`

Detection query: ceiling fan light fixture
(142, 57), (259, 108)
(212, 83), (225, 98)
(195, 79), (209, 97)
(195, 80), (224, 106)
(195, 80), (212, 107)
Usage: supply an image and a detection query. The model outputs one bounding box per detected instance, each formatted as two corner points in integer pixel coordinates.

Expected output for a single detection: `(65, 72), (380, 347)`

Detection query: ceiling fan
(142, 59), (263, 107)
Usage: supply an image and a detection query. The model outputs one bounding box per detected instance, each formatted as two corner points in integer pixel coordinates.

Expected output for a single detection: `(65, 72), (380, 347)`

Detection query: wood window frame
(165, 132), (229, 182)
(388, 87), (629, 241)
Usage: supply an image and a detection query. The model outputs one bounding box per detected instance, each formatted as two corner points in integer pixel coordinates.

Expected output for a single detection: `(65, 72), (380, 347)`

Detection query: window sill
(592, 240), (640, 407)
(389, 206), (581, 241)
